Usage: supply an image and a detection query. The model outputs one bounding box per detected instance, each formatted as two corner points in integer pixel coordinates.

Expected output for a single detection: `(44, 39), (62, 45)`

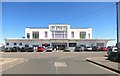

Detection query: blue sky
(2, 2), (119, 46)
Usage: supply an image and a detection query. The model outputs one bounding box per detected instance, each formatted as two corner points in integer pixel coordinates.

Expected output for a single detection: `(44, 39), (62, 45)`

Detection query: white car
(86, 46), (92, 51)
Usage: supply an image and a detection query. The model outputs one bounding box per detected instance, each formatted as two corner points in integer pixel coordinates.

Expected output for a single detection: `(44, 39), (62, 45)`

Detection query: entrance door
(52, 43), (67, 50)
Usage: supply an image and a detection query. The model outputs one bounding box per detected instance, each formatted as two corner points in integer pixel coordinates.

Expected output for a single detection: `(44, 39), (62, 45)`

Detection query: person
(56, 46), (58, 50)
(33, 47), (36, 52)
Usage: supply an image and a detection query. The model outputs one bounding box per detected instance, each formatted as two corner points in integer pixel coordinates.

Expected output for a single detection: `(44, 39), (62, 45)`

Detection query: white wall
(25, 28), (50, 39)
(25, 25), (92, 39)
(68, 28), (92, 39)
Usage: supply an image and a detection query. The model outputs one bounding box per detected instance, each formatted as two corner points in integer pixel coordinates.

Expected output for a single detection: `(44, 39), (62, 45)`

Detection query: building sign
(50, 26), (68, 31)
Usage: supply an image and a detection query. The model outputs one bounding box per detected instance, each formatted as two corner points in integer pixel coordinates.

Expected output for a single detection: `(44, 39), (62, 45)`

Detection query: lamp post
(116, 1), (120, 51)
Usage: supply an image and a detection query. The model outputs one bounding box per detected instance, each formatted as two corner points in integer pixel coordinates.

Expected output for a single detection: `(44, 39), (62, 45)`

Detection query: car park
(46, 47), (53, 52)
(74, 46), (82, 52)
(37, 47), (45, 52)
(64, 47), (71, 52)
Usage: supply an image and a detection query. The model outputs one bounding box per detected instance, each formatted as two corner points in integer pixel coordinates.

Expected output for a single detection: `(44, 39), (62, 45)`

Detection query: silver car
(64, 47), (71, 52)
(46, 47), (53, 52)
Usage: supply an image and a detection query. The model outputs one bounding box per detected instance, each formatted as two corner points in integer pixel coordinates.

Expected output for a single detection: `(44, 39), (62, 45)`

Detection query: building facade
(5, 24), (112, 49)
(25, 24), (92, 39)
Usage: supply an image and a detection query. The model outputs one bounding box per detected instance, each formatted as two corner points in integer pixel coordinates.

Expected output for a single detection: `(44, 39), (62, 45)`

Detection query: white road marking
(88, 62), (119, 74)
(54, 62), (67, 74)
(54, 62), (67, 68)
(0, 59), (18, 65)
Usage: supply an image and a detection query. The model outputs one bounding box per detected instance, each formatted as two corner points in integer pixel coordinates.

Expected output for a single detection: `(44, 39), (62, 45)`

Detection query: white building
(5, 24), (113, 48)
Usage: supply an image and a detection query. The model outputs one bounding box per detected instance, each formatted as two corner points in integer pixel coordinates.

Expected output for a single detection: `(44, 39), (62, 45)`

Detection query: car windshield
(47, 47), (52, 49)
(87, 46), (90, 48)
(65, 47), (69, 49)
(76, 47), (81, 48)
(114, 49), (117, 51)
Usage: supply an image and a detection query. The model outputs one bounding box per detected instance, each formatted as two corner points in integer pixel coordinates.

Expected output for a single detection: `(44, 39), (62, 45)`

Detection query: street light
(116, 1), (120, 51)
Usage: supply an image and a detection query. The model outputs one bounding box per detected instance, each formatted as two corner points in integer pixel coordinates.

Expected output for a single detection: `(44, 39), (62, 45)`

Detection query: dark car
(4, 47), (12, 52)
(92, 46), (99, 51)
(37, 47), (45, 52)
(11, 47), (20, 52)
(27, 47), (34, 52)
(118, 51), (120, 62)
(20, 47), (28, 52)
(107, 47), (120, 62)
(74, 46), (82, 52)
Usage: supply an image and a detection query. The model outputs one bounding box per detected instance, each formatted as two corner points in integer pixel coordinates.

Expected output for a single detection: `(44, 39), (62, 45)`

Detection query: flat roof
(26, 27), (48, 29)
(5, 38), (115, 41)
(26, 27), (92, 29)
(25, 24), (92, 29)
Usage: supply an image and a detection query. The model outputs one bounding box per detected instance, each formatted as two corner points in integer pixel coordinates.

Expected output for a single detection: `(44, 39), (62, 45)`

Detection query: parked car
(107, 47), (119, 62)
(64, 47), (71, 52)
(92, 46), (99, 51)
(99, 47), (108, 51)
(79, 45), (86, 51)
(11, 47), (20, 52)
(46, 47), (53, 52)
(27, 47), (34, 52)
(107, 47), (117, 56)
(37, 47), (45, 52)
(4, 47), (12, 52)
(74, 46), (82, 52)
(20, 47), (28, 52)
(118, 51), (120, 62)
(85, 46), (92, 51)
(59, 46), (65, 50)
(0, 46), (5, 52)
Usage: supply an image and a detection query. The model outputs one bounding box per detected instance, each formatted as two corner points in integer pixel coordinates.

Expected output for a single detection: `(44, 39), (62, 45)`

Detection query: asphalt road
(1, 51), (119, 75)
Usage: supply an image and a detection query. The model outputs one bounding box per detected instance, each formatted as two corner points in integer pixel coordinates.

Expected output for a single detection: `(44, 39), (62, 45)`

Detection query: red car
(99, 47), (108, 51)
(37, 47), (45, 52)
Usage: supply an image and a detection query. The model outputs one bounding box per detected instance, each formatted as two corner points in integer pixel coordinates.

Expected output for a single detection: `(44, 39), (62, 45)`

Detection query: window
(25, 44), (29, 47)
(45, 31), (48, 38)
(88, 33), (90, 39)
(33, 45), (39, 47)
(97, 43), (104, 47)
(69, 43), (76, 47)
(6, 43), (9, 45)
(80, 32), (86, 39)
(14, 43), (17, 45)
(52, 34), (54, 39)
(55, 31), (64, 39)
(19, 43), (22, 45)
(53, 31), (67, 39)
(27, 33), (30, 38)
(71, 32), (74, 38)
(32, 31), (39, 39)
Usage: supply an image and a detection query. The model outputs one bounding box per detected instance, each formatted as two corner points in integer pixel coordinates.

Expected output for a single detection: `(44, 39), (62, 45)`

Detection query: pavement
(86, 57), (120, 74)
